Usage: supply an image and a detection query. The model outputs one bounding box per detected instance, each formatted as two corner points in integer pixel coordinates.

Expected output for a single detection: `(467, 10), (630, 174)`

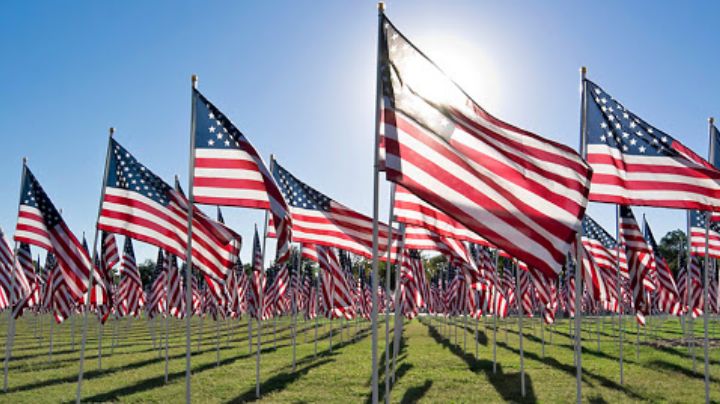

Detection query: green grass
(0, 313), (718, 402)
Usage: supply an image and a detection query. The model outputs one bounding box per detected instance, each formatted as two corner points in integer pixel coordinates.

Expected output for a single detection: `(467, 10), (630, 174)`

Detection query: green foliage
(138, 259), (156, 287)
(658, 229), (687, 274)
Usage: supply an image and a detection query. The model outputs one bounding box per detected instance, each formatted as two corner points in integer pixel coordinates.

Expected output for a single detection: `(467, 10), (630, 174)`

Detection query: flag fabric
(191, 90), (292, 264)
(42, 253), (75, 324)
(248, 227), (266, 320)
(97, 139), (240, 285)
(146, 249), (167, 318)
(643, 219), (682, 316)
(393, 185), (487, 245)
(166, 254), (184, 318)
(527, 265), (557, 324)
(117, 237), (144, 317)
(378, 17), (592, 277)
(688, 210), (720, 258)
(14, 166), (91, 303)
(316, 246), (355, 319)
(618, 206), (656, 325)
(517, 264), (534, 317)
(101, 231), (120, 274)
(678, 256), (704, 318)
(584, 80), (720, 211)
(271, 161), (396, 260)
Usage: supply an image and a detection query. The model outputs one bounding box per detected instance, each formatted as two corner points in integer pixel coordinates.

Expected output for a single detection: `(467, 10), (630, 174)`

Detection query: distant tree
(138, 259), (156, 287)
(658, 229), (686, 275)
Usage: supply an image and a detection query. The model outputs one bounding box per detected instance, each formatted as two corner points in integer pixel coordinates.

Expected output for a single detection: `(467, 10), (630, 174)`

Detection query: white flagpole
(576, 66), (588, 404)
(49, 316), (55, 362)
(256, 209), (269, 399)
(475, 291), (479, 359)
(164, 258), (170, 384)
(685, 211), (697, 372)
(76, 127), (115, 403)
(292, 247), (300, 371)
(515, 261), (526, 397)
(314, 272), (319, 358)
(370, 3), (386, 403)
(702, 117), (714, 404)
(184, 74), (199, 404)
(2, 157), (24, 391)
(247, 314), (253, 354)
(492, 252), (500, 374)
(390, 224), (406, 384)
(383, 183), (396, 402)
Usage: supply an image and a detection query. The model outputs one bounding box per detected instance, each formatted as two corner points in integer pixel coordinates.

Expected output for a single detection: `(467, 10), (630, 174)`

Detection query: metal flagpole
(575, 66), (588, 404)
(215, 317), (220, 367)
(370, 2), (386, 403)
(98, 320), (103, 370)
(292, 246), (300, 371)
(76, 127), (115, 403)
(383, 183), (396, 403)
(685, 211), (696, 372)
(540, 308), (546, 358)
(248, 313), (253, 354)
(475, 291), (479, 359)
(701, 117), (715, 404)
(515, 261), (526, 397)
(615, 204), (624, 384)
(2, 159), (25, 392)
(390, 224), (406, 384)
(165, 257), (170, 384)
(314, 271), (319, 357)
(492, 251), (499, 374)
(256, 209), (269, 398)
(49, 315), (55, 362)
(184, 74), (199, 404)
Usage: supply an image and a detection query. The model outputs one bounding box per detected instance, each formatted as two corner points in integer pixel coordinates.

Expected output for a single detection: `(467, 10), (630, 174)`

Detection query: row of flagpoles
(1, 3), (719, 403)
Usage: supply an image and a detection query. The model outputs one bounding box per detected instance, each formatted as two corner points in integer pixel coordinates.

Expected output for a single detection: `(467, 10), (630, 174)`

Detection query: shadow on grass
(420, 318), (537, 403)
(400, 379), (432, 403)
(225, 358), (334, 403)
(648, 359), (720, 383)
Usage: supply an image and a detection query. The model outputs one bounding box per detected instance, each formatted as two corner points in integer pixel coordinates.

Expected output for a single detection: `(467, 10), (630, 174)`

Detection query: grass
(0, 313), (718, 403)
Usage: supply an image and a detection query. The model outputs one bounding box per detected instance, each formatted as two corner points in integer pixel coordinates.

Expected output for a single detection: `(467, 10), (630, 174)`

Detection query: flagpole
(685, 210), (696, 371)
(76, 127), (115, 403)
(390, 224), (406, 385)
(292, 246), (300, 371)
(164, 256), (170, 384)
(702, 117), (714, 404)
(2, 159), (26, 392)
(515, 261), (526, 397)
(370, 2), (386, 403)
(184, 74), (199, 404)
(383, 183), (396, 403)
(492, 251), (499, 374)
(575, 66), (588, 404)
(257, 209), (269, 398)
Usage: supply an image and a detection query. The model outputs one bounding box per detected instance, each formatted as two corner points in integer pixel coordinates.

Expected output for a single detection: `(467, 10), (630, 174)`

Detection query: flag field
(0, 314), (717, 402)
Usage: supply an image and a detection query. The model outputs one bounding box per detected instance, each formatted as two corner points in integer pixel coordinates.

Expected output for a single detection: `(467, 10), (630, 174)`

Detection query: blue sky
(1, 1), (719, 265)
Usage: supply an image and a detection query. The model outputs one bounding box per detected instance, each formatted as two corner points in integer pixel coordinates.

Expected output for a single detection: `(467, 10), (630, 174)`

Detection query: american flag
(393, 185), (487, 245)
(97, 139), (240, 284)
(146, 249), (167, 319)
(378, 17), (591, 277)
(399, 250), (424, 319)
(517, 264), (534, 317)
(101, 231), (120, 275)
(688, 210), (720, 258)
(643, 219), (682, 316)
(264, 264), (290, 318)
(14, 166), (91, 303)
(81, 236), (111, 322)
(584, 79), (720, 210)
(0, 228), (34, 316)
(581, 216), (625, 311)
(42, 253), (75, 324)
(527, 265), (557, 324)
(316, 246), (355, 319)
(117, 237), (144, 317)
(248, 226), (266, 320)
(166, 254), (184, 318)
(678, 256), (703, 318)
(271, 161), (396, 260)
(619, 206), (656, 325)
(191, 90), (292, 264)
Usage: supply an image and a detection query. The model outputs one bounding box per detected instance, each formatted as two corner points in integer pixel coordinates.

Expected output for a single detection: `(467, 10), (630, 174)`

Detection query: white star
(661, 136), (667, 143)
(630, 138), (637, 146)
(601, 97), (607, 104)
(208, 139), (215, 146)
(224, 140), (230, 146)
(209, 126), (216, 133)
(216, 133), (223, 139)
(623, 112), (629, 119)
(622, 132), (630, 138)
(208, 112), (215, 119)
(600, 135), (606, 142)
(600, 122), (607, 129)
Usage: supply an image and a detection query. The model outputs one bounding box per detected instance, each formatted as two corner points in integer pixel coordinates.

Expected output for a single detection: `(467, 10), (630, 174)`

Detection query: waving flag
(316, 246), (355, 319)
(14, 166), (91, 303)
(146, 249), (167, 318)
(619, 206), (656, 325)
(117, 237), (144, 317)
(643, 219), (681, 316)
(585, 80), (720, 210)
(248, 226), (266, 320)
(101, 231), (120, 274)
(192, 90), (291, 263)
(378, 17), (591, 277)
(688, 210), (720, 258)
(42, 253), (75, 324)
(678, 256), (704, 318)
(272, 161), (396, 260)
(97, 139), (240, 284)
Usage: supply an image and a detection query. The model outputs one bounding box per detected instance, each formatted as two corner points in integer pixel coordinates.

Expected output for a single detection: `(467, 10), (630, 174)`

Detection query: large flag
(643, 219), (682, 316)
(191, 90), (292, 263)
(97, 139), (240, 284)
(14, 166), (91, 303)
(618, 206), (656, 325)
(272, 161), (396, 260)
(584, 80), (720, 211)
(378, 16), (591, 277)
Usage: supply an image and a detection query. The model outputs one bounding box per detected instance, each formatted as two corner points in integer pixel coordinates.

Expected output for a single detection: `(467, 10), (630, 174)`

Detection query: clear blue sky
(1, 1), (719, 265)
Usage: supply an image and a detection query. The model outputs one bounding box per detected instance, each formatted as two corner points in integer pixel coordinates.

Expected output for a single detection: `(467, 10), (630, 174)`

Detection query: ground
(0, 314), (718, 403)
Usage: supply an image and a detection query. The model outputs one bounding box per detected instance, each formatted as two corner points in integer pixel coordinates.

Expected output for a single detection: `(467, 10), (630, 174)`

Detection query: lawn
(0, 313), (718, 402)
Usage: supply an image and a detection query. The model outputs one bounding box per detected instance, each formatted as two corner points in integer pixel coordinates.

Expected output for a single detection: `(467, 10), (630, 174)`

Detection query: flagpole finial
(710, 117), (715, 125)
(22, 157), (27, 165)
(580, 66), (587, 75)
(109, 127), (115, 137)
(191, 74), (198, 89)
(378, 1), (385, 12)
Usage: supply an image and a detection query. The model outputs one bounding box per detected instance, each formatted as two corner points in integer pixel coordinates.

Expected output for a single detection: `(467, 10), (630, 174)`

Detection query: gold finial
(580, 66), (587, 75)
(191, 74), (198, 89)
(378, 2), (385, 12)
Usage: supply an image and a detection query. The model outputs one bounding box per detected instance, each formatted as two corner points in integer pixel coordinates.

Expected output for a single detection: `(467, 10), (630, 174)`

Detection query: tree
(658, 229), (686, 275)
(138, 259), (156, 287)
